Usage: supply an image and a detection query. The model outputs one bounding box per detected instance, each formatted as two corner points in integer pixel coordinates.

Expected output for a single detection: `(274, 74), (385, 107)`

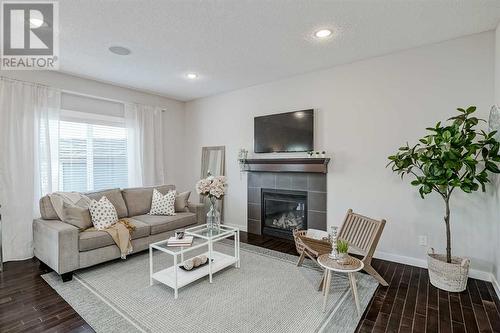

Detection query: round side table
(317, 254), (364, 315)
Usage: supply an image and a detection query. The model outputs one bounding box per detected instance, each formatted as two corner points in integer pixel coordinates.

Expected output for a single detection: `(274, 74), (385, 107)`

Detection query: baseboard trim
(491, 274), (500, 298)
(239, 230), (498, 287)
(374, 250), (493, 282)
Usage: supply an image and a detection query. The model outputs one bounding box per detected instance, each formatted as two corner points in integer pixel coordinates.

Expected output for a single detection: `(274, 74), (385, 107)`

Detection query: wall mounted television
(254, 109), (314, 153)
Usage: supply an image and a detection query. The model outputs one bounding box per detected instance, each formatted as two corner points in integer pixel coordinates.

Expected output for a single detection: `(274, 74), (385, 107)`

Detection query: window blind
(59, 119), (128, 192)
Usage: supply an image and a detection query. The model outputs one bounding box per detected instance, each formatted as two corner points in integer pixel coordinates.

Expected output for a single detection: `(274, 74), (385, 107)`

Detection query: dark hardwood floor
(1, 232), (499, 332)
(0, 258), (93, 332)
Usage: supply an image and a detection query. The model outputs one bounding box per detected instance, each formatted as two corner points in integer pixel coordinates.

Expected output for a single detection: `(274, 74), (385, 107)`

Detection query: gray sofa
(33, 185), (204, 281)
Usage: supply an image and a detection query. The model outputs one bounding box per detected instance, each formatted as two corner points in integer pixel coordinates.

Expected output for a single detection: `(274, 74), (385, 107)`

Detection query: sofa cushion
(132, 212), (196, 235)
(122, 185), (176, 217)
(86, 188), (128, 218)
(79, 220), (150, 251)
(39, 195), (59, 220)
(175, 191), (191, 212)
(62, 202), (93, 230)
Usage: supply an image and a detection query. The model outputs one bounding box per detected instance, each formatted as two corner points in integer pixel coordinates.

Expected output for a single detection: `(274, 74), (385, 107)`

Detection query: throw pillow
(89, 196), (119, 230)
(175, 191), (191, 212)
(62, 202), (93, 231)
(149, 189), (176, 216)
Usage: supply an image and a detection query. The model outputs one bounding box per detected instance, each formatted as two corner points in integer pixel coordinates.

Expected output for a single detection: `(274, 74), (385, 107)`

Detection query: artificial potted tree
(387, 106), (500, 292)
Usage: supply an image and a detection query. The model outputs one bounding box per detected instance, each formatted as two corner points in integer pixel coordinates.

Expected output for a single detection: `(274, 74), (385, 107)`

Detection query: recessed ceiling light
(314, 29), (333, 39)
(186, 73), (198, 80)
(109, 46), (131, 56)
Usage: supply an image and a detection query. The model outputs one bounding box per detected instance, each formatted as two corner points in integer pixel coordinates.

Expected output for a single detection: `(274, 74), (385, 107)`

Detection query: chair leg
(318, 271), (325, 291)
(297, 251), (306, 267)
(363, 262), (388, 286)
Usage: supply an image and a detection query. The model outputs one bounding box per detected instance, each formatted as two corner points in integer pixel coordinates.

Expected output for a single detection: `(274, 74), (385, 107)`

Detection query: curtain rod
(0, 75), (52, 89)
(0, 75), (167, 112)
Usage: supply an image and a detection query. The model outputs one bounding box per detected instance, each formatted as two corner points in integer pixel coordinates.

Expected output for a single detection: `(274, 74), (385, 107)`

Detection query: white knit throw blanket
(49, 192), (92, 220)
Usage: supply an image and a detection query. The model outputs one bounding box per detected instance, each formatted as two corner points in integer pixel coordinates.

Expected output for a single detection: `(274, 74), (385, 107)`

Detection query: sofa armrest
(188, 202), (205, 225)
(33, 219), (79, 274)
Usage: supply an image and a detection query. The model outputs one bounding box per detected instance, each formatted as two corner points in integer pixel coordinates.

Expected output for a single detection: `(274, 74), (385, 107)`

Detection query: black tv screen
(254, 109), (314, 153)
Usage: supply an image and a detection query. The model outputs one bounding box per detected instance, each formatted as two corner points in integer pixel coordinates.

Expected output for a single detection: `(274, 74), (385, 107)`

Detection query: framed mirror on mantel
(200, 146), (226, 221)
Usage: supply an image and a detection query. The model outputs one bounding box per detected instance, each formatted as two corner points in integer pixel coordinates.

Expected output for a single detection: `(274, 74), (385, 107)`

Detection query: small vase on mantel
(206, 198), (221, 231)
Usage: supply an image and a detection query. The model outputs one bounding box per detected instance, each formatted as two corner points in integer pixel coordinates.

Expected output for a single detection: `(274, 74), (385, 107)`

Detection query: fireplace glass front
(261, 189), (307, 240)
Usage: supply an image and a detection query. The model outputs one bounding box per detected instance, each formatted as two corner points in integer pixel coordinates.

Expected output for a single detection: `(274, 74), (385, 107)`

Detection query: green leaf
(466, 106), (477, 114)
(460, 184), (472, 193)
(490, 143), (499, 157)
(485, 161), (500, 173)
(467, 117), (479, 126)
(482, 148), (489, 160)
(418, 187), (425, 199)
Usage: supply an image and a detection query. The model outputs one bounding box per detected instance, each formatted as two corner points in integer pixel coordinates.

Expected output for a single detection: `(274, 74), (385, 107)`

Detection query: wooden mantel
(240, 158), (330, 174)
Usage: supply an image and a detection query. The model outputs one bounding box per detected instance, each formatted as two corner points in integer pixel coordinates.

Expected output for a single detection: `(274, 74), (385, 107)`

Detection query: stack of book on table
(167, 236), (194, 247)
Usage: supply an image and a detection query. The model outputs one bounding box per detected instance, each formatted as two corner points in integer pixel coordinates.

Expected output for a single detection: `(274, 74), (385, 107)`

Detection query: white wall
(185, 31), (497, 279)
(0, 70), (187, 189)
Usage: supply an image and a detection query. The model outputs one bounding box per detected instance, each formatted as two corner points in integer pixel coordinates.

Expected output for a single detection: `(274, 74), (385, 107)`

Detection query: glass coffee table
(149, 224), (240, 299)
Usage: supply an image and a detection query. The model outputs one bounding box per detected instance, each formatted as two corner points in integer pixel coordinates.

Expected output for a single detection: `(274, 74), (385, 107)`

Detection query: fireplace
(261, 189), (307, 240)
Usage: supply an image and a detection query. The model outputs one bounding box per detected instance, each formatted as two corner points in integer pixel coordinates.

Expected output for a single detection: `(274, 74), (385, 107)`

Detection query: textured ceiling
(58, 0), (500, 101)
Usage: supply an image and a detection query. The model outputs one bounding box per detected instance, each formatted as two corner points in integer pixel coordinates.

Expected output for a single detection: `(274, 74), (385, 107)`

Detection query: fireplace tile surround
(247, 172), (327, 236)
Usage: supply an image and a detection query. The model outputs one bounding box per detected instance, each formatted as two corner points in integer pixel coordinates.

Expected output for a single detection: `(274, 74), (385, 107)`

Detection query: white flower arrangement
(196, 174), (227, 200)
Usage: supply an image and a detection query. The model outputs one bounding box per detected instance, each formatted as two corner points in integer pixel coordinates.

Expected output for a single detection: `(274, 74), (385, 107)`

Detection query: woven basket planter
(427, 248), (470, 292)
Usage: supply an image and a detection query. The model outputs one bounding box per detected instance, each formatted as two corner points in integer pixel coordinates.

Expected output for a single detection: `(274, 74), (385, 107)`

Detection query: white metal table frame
(149, 224), (240, 299)
(185, 224), (241, 279)
(317, 255), (364, 315)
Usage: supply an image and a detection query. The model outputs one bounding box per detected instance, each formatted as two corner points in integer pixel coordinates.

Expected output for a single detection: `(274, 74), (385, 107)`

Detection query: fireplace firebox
(261, 189), (307, 240)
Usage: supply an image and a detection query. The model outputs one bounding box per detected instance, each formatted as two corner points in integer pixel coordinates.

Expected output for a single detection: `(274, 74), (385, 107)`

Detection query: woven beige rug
(43, 241), (377, 333)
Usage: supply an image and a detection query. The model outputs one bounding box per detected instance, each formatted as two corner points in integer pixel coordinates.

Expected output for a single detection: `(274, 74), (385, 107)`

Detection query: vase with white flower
(196, 172), (227, 230)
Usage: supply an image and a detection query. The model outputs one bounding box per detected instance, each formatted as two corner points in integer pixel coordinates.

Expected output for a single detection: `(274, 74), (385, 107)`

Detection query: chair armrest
(33, 219), (79, 274)
(187, 202), (205, 225)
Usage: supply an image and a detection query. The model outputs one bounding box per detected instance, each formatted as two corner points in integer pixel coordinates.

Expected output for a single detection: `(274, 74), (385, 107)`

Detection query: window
(58, 111), (128, 192)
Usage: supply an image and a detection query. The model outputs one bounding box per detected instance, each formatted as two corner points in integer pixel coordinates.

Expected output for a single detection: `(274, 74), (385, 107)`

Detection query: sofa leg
(61, 272), (73, 282)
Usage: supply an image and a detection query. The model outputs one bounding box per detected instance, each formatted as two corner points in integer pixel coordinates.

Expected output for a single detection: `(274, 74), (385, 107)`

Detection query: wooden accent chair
(293, 229), (330, 267)
(338, 209), (388, 286)
(293, 209), (388, 287)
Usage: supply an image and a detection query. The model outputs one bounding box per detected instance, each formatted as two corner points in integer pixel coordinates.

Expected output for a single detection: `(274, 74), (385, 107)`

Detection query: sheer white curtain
(125, 103), (165, 187)
(0, 77), (60, 261)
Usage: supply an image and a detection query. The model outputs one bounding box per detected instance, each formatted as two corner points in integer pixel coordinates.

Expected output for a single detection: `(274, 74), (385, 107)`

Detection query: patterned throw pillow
(149, 189), (176, 216)
(89, 196), (119, 230)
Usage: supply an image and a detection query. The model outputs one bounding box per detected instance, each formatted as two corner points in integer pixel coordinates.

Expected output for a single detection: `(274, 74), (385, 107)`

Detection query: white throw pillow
(89, 196), (119, 230)
(149, 189), (176, 216)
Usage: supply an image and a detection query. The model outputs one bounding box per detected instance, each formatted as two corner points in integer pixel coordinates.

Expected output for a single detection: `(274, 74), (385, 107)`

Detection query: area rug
(42, 241), (378, 333)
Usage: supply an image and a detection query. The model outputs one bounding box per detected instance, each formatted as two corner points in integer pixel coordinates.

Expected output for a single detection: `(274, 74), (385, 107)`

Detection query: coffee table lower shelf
(151, 251), (237, 293)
